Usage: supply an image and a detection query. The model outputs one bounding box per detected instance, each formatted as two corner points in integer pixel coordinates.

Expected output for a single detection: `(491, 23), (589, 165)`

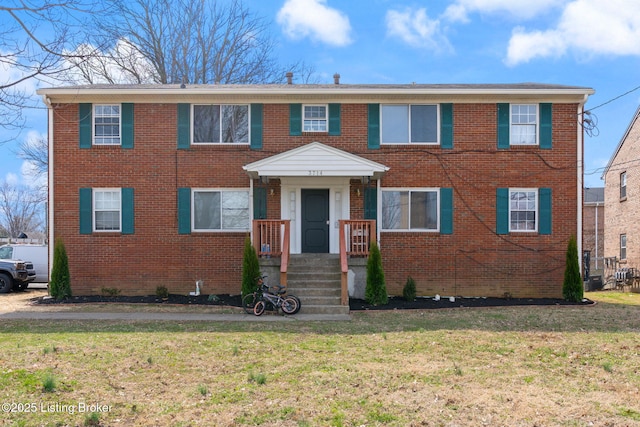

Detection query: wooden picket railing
(339, 220), (376, 305)
(252, 220), (291, 285)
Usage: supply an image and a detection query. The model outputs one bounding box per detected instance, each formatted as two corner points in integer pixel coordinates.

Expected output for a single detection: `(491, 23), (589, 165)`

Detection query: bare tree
(0, 181), (44, 238)
(17, 135), (48, 181)
(61, 0), (314, 85)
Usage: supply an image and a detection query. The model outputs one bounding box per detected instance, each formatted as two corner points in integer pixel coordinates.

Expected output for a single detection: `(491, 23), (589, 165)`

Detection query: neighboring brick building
(603, 106), (640, 269)
(38, 82), (593, 298)
(583, 187), (604, 277)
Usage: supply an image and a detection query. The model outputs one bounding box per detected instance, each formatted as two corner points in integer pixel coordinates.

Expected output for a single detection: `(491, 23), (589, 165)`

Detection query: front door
(301, 189), (329, 253)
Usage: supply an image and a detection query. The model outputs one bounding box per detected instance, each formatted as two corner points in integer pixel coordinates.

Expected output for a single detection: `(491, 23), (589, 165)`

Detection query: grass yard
(1, 292), (640, 426)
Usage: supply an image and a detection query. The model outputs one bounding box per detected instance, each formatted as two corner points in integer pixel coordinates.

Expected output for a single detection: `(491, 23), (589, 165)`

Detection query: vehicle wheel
(0, 273), (12, 294)
(242, 293), (257, 314)
(281, 296), (299, 315)
(285, 295), (301, 314)
(253, 300), (266, 316)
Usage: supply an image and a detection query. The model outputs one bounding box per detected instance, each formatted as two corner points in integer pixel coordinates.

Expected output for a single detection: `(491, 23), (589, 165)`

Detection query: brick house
(38, 82), (593, 301)
(582, 187), (604, 279)
(603, 106), (640, 270)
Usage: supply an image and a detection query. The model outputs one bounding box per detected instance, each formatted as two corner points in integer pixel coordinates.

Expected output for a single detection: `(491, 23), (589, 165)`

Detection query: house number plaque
(308, 170), (323, 176)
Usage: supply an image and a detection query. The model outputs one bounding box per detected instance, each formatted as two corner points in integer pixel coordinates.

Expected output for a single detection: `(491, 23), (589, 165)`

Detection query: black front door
(301, 189), (329, 253)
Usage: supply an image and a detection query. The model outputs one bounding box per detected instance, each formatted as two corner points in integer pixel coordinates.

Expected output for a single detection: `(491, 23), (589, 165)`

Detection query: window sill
(620, 196), (627, 202)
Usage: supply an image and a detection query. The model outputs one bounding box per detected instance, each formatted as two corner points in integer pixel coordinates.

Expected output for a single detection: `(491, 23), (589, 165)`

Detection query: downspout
(42, 95), (54, 283)
(577, 95), (588, 277)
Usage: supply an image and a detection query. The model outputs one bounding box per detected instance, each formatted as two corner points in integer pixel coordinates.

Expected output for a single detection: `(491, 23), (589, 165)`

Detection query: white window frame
(303, 104), (328, 132)
(191, 188), (250, 232)
(380, 188), (440, 232)
(381, 104), (440, 145)
(509, 188), (538, 232)
(192, 104), (250, 145)
(510, 104), (539, 146)
(93, 188), (121, 232)
(620, 234), (627, 260)
(620, 171), (627, 200)
(93, 104), (121, 146)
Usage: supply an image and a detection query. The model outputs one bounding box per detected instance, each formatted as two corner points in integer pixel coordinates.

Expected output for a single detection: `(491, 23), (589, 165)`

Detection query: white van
(0, 244), (48, 283)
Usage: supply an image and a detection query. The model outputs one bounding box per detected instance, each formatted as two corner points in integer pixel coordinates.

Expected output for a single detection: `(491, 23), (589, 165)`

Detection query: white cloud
(4, 172), (19, 186)
(385, 8), (452, 52)
(505, 0), (640, 65)
(444, 0), (565, 23)
(276, 0), (352, 46)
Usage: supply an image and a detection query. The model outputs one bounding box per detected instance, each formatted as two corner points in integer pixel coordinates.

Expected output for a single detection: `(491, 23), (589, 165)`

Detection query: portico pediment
(243, 142), (389, 179)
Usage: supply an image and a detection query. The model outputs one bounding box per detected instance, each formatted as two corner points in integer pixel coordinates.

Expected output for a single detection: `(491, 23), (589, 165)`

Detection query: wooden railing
(253, 220), (291, 285)
(339, 220), (376, 305)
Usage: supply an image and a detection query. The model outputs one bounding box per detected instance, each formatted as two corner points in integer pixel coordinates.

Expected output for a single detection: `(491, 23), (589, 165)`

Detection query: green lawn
(1, 291), (639, 426)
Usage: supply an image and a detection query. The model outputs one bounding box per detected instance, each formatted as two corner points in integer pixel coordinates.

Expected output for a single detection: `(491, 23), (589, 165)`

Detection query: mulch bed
(33, 294), (595, 310)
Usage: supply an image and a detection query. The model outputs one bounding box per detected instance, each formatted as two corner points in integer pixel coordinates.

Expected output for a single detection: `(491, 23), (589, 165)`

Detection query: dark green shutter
(440, 103), (453, 149)
(367, 104), (380, 149)
(496, 188), (509, 234)
(79, 188), (92, 234)
(328, 103), (341, 136)
(121, 103), (134, 149)
(539, 103), (552, 149)
(79, 103), (92, 149)
(177, 188), (191, 234)
(497, 103), (510, 150)
(539, 188), (552, 234)
(177, 104), (191, 149)
(250, 104), (263, 150)
(440, 188), (453, 234)
(253, 187), (267, 219)
(289, 104), (302, 136)
(364, 187), (377, 220)
(121, 188), (134, 234)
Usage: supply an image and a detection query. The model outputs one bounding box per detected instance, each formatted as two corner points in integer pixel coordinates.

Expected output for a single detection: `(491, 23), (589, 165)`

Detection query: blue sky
(3, 0), (640, 189)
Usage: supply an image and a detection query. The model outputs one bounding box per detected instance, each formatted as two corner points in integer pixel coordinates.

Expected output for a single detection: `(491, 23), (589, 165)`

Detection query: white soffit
(243, 142), (389, 179)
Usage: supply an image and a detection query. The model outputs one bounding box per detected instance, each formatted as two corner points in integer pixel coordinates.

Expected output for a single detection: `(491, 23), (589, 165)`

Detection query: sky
(2, 0), (640, 190)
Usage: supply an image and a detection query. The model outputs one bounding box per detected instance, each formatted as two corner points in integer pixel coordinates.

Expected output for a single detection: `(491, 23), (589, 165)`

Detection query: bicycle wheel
(242, 293), (257, 314)
(286, 294), (301, 314)
(281, 296), (299, 315)
(253, 300), (266, 316)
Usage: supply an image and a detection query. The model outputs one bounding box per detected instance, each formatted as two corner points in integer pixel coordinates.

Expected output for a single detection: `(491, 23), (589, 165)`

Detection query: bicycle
(242, 275), (301, 316)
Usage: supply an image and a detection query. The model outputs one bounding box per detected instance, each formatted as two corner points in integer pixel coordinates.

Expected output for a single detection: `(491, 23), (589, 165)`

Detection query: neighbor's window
(193, 105), (249, 144)
(381, 189), (438, 231)
(509, 189), (537, 231)
(511, 104), (538, 145)
(192, 190), (249, 231)
(381, 104), (438, 144)
(620, 172), (627, 199)
(94, 105), (121, 145)
(303, 105), (327, 132)
(620, 234), (627, 260)
(94, 189), (121, 231)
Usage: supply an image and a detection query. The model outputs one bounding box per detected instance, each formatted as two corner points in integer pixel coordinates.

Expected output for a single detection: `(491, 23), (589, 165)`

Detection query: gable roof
(601, 105), (640, 180)
(243, 142), (389, 179)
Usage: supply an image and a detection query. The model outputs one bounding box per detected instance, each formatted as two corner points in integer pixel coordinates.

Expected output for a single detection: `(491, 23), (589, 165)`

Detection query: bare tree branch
(0, 181), (44, 238)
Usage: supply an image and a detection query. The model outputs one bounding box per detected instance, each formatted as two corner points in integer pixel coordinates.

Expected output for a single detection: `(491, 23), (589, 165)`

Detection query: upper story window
(381, 189), (439, 231)
(94, 189), (121, 232)
(193, 105), (249, 144)
(510, 104), (538, 145)
(509, 189), (537, 231)
(303, 105), (327, 132)
(94, 105), (121, 145)
(381, 104), (438, 144)
(620, 234), (627, 260)
(192, 189), (249, 231)
(620, 172), (627, 200)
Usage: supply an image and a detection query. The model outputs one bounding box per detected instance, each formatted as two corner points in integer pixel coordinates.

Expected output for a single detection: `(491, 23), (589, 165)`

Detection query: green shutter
(364, 187), (377, 220)
(539, 103), (552, 149)
(440, 188), (453, 234)
(250, 104), (263, 150)
(367, 104), (380, 149)
(253, 187), (267, 219)
(79, 188), (92, 234)
(539, 188), (552, 235)
(177, 188), (191, 234)
(440, 103), (453, 149)
(121, 103), (134, 149)
(328, 103), (341, 136)
(496, 188), (509, 234)
(79, 103), (92, 149)
(289, 104), (302, 136)
(121, 188), (134, 234)
(177, 104), (191, 149)
(497, 103), (510, 150)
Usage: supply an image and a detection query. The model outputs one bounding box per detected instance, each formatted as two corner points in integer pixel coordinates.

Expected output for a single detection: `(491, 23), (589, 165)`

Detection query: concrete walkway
(0, 311), (351, 321)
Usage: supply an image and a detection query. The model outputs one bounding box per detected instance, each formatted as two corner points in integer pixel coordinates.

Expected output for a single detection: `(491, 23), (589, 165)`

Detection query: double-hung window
(94, 189), (121, 231)
(382, 189), (439, 231)
(620, 172), (627, 199)
(192, 189), (249, 231)
(510, 104), (538, 145)
(509, 189), (538, 231)
(381, 104), (438, 144)
(94, 105), (121, 145)
(620, 234), (627, 260)
(193, 105), (249, 144)
(303, 105), (327, 132)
